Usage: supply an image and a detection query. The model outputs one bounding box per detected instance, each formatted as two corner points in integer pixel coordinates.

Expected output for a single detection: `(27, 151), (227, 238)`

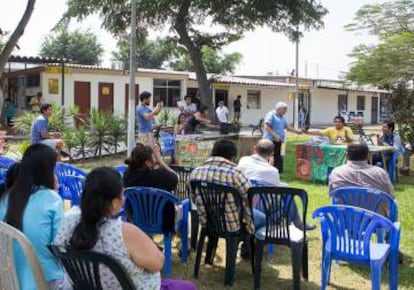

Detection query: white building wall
(34, 69), (382, 126)
(223, 85), (293, 125)
(41, 70), (187, 115)
(309, 88), (345, 124)
(309, 88), (379, 125)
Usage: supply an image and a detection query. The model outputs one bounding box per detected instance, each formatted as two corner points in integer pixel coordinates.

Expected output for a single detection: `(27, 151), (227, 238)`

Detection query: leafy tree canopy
(345, 0), (414, 38)
(346, 0), (414, 158)
(169, 46), (242, 74)
(112, 34), (242, 74)
(60, 0), (327, 106)
(346, 0), (414, 86)
(347, 32), (414, 86)
(111, 34), (173, 69)
(40, 28), (103, 65)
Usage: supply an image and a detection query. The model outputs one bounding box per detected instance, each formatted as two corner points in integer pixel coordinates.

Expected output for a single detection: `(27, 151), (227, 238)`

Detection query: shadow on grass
(337, 253), (414, 289)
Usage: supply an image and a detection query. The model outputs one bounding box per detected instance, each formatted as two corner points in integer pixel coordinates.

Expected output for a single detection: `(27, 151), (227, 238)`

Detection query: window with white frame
(247, 90), (261, 109)
(153, 79), (181, 107)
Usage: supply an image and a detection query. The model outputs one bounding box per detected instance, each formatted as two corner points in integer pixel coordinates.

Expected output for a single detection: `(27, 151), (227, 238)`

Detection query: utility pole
(294, 24), (300, 130)
(127, 0), (137, 155)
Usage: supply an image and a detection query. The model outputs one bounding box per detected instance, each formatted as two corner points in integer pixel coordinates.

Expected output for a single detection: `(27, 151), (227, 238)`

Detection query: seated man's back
(238, 154), (280, 186)
(190, 139), (254, 234)
(329, 143), (394, 196)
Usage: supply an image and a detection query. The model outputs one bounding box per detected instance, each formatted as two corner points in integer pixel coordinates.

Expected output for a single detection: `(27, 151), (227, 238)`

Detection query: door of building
(74, 81), (91, 126)
(298, 91), (311, 128)
(215, 89), (228, 107)
(98, 82), (114, 113)
(124, 84), (140, 116)
(371, 96), (378, 124)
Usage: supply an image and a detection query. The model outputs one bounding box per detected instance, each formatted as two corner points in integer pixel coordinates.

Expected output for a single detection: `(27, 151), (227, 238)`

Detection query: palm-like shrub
(107, 115), (127, 153)
(89, 108), (111, 157)
(73, 126), (89, 159)
(12, 102), (77, 134)
(12, 113), (37, 134)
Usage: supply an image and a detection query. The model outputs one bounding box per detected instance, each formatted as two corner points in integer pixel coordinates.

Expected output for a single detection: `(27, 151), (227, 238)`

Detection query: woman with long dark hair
(123, 143), (178, 192)
(0, 144), (67, 289)
(174, 113), (186, 135)
(54, 167), (196, 290)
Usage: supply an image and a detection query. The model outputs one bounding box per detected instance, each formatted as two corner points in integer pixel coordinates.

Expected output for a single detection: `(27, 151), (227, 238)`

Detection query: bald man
(238, 139), (316, 231)
(238, 139), (281, 185)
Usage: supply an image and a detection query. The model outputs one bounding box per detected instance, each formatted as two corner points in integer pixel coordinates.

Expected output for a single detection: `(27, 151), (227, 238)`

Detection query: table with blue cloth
(295, 143), (394, 183)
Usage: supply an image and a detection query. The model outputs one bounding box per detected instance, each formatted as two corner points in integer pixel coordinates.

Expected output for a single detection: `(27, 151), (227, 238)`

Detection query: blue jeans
(253, 208), (266, 229)
(253, 202), (301, 230)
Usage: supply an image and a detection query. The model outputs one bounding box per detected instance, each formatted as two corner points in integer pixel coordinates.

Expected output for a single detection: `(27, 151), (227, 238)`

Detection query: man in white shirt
(216, 101), (229, 123)
(238, 139), (281, 186)
(238, 139), (315, 230)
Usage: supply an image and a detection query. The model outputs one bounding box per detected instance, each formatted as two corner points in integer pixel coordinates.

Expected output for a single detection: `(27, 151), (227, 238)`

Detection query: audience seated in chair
(54, 167), (196, 290)
(0, 144), (69, 289)
(30, 103), (70, 161)
(238, 139), (315, 231)
(329, 143), (394, 199)
(123, 143), (178, 192)
(190, 139), (262, 265)
(372, 121), (403, 169)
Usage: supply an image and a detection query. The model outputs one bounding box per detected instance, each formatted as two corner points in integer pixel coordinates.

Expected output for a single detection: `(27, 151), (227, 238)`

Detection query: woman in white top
(54, 167), (196, 290)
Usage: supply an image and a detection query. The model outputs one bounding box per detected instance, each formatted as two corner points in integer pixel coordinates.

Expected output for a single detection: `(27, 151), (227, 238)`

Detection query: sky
(0, 0), (379, 80)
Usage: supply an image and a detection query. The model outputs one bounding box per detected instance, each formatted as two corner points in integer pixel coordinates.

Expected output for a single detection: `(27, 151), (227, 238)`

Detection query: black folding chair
(170, 165), (199, 250)
(49, 245), (135, 290)
(190, 180), (246, 286)
(248, 186), (309, 290)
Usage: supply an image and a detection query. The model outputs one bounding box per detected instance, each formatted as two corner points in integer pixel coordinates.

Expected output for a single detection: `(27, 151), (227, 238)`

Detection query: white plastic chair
(0, 221), (48, 290)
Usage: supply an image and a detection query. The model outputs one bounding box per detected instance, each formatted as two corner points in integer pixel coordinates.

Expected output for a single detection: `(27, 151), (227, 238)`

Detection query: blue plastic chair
(54, 163), (86, 202)
(0, 156), (16, 169)
(0, 169), (8, 184)
(313, 205), (400, 290)
(124, 186), (190, 277)
(113, 165), (127, 176)
(59, 175), (85, 206)
(159, 131), (176, 158)
(55, 163), (87, 178)
(389, 144), (406, 183)
(331, 186), (397, 222)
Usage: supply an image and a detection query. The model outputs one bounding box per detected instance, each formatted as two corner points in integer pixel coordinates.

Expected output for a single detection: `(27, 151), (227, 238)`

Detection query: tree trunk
(173, 0), (214, 116)
(0, 0), (36, 78)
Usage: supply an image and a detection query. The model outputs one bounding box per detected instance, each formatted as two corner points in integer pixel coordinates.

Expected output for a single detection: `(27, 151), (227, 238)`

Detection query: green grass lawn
(77, 137), (414, 290)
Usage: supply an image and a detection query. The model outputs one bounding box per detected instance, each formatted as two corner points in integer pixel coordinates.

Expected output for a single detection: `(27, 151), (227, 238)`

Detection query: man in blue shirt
(31, 103), (66, 160)
(263, 102), (302, 173)
(136, 91), (162, 146)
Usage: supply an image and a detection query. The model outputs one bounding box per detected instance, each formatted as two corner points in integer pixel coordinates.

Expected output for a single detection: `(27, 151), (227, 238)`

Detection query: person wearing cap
(303, 115), (354, 144)
(263, 102), (302, 173)
(136, 91), (162, 146)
